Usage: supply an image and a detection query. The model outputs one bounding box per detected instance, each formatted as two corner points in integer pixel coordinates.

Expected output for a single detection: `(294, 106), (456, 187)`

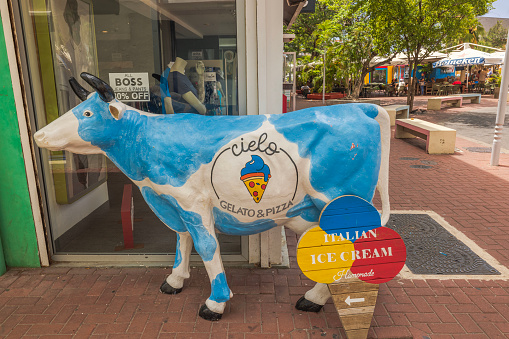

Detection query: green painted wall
(0, 13), (41, 267)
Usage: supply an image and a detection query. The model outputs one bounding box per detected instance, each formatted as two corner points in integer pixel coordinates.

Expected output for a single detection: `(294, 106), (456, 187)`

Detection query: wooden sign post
(297, 196), (406, 339)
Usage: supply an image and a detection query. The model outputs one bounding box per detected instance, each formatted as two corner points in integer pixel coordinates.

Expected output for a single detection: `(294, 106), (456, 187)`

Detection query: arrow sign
(345, 295), (365, 306)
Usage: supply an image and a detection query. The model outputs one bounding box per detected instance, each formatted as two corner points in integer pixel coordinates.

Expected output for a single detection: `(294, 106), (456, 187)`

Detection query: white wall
(242, 0), (285, 266)
(257, 0), (284, 115)
(242, 0), (283, 116)
(49, 182), (109, 239)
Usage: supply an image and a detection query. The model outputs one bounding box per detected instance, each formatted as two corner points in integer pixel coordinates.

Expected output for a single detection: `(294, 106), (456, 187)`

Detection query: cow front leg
(285, 217), (331, 312)
(188, 220), (231, 321)
(161, 232), (193, 294)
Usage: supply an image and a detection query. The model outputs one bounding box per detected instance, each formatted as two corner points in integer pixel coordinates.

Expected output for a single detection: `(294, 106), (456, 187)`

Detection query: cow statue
(34, 73), (391, 321)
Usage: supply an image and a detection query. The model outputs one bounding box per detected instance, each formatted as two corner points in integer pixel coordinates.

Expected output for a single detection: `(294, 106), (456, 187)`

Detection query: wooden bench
(395, 118), (456, 154)
(383, 104), (410, 126)
(427, 96), (462, 110)
(451, 93), (481, 104)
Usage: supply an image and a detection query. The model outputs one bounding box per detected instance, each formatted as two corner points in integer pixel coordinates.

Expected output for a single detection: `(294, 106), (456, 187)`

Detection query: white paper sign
(109, 73), (150, 102)
(205, 72), (217, 82)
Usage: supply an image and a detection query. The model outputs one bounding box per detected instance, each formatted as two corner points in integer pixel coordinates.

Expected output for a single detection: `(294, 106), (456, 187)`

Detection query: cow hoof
(295, 296), (323, 312)
(160, 281), (182, 295)
(199, 304), (222, 321)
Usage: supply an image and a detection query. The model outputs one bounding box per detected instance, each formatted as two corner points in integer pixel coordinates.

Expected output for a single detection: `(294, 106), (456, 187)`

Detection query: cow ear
(109, 102), (126, 120)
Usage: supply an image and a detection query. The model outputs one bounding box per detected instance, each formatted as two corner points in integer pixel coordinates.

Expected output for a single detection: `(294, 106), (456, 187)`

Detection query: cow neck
(102, 108), (148, 181)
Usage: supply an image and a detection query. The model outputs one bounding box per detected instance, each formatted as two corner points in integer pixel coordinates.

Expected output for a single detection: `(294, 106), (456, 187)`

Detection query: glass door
(15, 0), (246, 262)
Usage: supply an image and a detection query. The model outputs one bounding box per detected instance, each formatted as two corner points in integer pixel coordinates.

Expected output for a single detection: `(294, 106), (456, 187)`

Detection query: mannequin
(188, 61), (206, 103)
(204, 67), (226, 115)
(167, 57), (206, 114)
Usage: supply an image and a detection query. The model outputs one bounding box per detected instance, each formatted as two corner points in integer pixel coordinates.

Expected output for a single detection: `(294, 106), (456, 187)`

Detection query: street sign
(109, 73), (150, 102)
(297, 195), (406, 339)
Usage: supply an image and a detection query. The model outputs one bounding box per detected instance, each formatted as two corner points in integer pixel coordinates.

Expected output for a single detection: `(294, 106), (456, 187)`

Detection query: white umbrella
(487, 51), (505, 65)
(369, 56), (406, 67)
(421, 51), (448, 63)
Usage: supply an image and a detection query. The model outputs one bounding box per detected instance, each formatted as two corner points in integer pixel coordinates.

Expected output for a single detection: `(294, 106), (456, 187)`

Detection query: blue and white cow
(34, 73), (391, 321)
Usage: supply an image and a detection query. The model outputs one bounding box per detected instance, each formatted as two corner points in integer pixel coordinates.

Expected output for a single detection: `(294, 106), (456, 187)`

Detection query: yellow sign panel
(297, 226), (356, 284)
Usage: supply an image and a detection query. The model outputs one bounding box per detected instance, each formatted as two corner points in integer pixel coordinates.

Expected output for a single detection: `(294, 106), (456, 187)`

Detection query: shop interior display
(165, 57), (207, 114)
(153, 58), (229, 116)
(34, 73), (390, 321)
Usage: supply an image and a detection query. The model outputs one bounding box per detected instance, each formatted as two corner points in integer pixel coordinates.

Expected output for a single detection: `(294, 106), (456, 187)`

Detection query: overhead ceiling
(103, 0), (305, 39)
(120, 0), (236, 39)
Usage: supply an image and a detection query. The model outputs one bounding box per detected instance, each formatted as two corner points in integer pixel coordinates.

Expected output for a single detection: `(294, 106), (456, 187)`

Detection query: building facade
(0, 0), (304, 271)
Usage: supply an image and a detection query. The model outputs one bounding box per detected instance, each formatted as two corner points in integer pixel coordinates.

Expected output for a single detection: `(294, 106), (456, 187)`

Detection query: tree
(485, 21), (508, 49)
(319, 0), (397, 98)
(458, 23), (486, 45)
(284, 3), (335, 60)
(286, 0), (397, 99)
(366, 0), (495, 111)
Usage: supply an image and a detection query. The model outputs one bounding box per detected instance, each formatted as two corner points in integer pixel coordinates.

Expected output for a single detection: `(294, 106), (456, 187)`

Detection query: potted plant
(491, 73), (502, 98)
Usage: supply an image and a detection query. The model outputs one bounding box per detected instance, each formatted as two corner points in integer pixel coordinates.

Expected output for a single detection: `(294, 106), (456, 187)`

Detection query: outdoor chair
(386, 86), (396, 97)
(425, 83), (433, 95)
(452, 85), (461, 94)
(432, 84), (443, 96)
(371, 85), (377, 96)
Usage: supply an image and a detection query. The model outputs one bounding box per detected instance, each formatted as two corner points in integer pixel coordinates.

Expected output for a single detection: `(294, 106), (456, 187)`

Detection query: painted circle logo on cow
(211, 133), (298, 218)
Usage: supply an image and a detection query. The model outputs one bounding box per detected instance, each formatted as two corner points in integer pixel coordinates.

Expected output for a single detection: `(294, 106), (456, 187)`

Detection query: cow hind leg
(296, 283), (330, 312)
(161, 232), (193, 294)
(285, 217), (331, 312)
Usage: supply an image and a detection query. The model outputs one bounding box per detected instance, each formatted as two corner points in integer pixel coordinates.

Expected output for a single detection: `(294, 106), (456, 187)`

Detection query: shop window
(372, 68), (387, 83)
(18, 0), (242, 259)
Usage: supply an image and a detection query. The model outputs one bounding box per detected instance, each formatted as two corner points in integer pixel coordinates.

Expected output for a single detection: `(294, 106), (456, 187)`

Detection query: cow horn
(153, 73), (170, 96)
(152, 73), (162, 82)
(69, 77), (91, 101)
(80, 72), (115, 102)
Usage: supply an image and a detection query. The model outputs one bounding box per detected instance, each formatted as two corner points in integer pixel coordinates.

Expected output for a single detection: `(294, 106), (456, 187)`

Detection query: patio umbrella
(369, 55), (406, 67)
(421, 51), (448, 63)
(487, 51), (505, 65)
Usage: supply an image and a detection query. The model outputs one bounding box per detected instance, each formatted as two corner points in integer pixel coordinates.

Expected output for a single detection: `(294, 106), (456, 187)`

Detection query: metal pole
(466, 66), (469, 92)
(322, 51), (326, 104)
(292, 52), (296, 111)
(490, 31), (509, 166)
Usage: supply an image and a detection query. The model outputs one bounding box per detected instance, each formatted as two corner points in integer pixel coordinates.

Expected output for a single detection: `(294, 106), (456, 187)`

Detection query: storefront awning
(284, 0), (308, 28)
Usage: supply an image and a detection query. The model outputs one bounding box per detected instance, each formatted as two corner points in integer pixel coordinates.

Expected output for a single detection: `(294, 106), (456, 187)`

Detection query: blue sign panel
(433, 57), (485, 68)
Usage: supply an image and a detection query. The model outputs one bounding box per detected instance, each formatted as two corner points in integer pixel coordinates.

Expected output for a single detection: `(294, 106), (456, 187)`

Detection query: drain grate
(410, 165), (432, 169)
(386, 214), (500, 275)
(465, 147), (492, 153)
(400, 157), (419, 160)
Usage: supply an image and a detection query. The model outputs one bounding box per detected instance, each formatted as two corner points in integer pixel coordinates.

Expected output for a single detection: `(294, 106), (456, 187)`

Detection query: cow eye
(83, 111), (93, 117)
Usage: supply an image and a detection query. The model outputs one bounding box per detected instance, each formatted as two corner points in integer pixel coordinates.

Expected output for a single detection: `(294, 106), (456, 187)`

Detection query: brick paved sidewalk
(1, 111), (509, 338)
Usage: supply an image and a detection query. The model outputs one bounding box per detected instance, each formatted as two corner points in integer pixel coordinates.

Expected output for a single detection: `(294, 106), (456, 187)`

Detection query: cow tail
(375, 106), (391, 226)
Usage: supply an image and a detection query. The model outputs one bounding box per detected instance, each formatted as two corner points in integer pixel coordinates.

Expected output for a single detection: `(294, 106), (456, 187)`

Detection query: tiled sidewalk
(1, 106), (509, 338)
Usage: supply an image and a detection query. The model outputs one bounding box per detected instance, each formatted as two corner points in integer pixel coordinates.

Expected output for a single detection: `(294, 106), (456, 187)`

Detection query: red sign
(349, 226), (406, 284)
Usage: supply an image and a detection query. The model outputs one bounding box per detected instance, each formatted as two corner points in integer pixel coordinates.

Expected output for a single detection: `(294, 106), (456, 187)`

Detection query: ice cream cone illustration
(240, 155), (271, 203)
